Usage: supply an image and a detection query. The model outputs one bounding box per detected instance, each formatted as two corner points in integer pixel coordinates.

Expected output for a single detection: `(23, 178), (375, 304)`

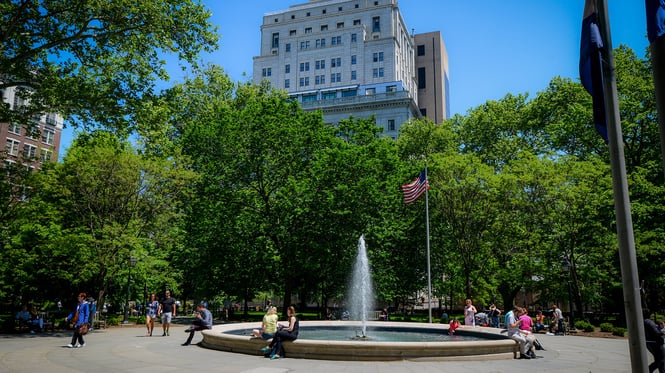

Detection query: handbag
(78, 323), (90, 335)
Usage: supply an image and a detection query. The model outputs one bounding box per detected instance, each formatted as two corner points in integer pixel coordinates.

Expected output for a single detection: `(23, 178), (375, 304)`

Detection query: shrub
(599, 322), (614, 332)
(612, 327), (627, 337)
(574, 320), (595, 332)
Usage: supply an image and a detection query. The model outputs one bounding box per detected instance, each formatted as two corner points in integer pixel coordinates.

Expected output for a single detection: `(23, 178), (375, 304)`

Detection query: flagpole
(597, 1), (648, 372)
(425, 165), (432, 323)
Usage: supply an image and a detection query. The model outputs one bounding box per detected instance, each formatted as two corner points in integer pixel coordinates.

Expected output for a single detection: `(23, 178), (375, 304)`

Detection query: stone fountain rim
(200, 320), (520, 361)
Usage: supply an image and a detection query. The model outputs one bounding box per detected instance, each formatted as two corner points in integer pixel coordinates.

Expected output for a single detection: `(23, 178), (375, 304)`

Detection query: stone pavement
(0, 323), (642, 373)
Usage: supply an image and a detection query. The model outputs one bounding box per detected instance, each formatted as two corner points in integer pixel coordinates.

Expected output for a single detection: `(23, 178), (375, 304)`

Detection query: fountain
(199, 236), (520, 360)
(348, 235), (373, 338)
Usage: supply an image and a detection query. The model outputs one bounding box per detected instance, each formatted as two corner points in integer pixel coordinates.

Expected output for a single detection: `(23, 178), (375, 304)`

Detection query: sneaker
(77, 343), (86, 348)
(162, 332), (167, 337)
(167, 332), (170, 336)
(270, 354), (281, 360)
(181, 342), (190, 346)
(519, 353), (531, 360)
(261, 347), (271, 353)
(67, 344), (75, 348)
(527, 350), (536, 359)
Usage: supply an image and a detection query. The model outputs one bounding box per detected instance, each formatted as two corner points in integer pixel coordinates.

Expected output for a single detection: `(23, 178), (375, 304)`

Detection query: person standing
(264, 306), (299, 359)
(552, 304), (565, 335)
(464, 299), (477, 327)
(644, 310), (665, 373)
(158, 290), (176, 336)
(145, 294), (159, 336)
(488, 304), (502, 328)
(182, 302), (213, 346)
(88, 297), (96, 332)
(65, 292), (90, 348)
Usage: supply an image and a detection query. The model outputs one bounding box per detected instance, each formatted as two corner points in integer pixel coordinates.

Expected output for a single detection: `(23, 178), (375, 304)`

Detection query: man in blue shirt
(182, 302), (213, 346)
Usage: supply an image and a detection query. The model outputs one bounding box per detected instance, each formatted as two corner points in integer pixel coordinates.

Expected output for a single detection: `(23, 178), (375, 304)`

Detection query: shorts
(161, 313), (173, 324)
(261, 332), (275, 340)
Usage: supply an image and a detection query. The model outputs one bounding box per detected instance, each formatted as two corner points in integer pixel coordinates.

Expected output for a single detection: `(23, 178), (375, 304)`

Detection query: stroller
(475, 312), (489, 327)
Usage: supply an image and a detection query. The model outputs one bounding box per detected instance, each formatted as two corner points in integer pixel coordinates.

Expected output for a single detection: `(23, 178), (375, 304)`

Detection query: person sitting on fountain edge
(182, 302), (212, 346)
(263, 306), (299, 359)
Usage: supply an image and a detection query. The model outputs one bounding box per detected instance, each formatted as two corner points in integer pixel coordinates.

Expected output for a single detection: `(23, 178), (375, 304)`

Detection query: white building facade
(253, 0), (447, 139)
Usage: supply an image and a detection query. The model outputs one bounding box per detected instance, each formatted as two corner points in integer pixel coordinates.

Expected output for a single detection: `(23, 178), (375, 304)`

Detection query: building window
(272, 33), (279, 48)
(26, 127), (39, 140)
(300, 41), (310, 50)
(305, 27), (312, 34)
(331, 36), (342, 45)
(417, 44), (425, 56)
(355, 4), (359, 8)
(418, 67), (427, 88)
(23, 144), (37, 160)
(41, 127), (55, 145)
(8, 122), (21, 135)
(322, 9), (326, 14)
(387, 119), (395, 131)
(420, 108), (427, 116)
(315, 75), (326, 85)
(372, 68), (384, 78)
(321, 24), (328, 31)
(338, 6), (343, 11)
(302, 93), (317, 102)
(285, 79), (290, 88)
(262, 68), (272, 77)
(373, 52), (384, 62)
(39, 149), (53, 164)
(290, 29), (297, 36)
(285, 64), (290, 74)
(322, 91), (337, 100)
(306, 12), (311, 17)
(353, 19), (361, 25)
(299, 62), (310, 72)
(342, 89), (357, 97)
(337, 22), (344, 28)
(6, 139), (20, 156)
(331, 73), (341, 83)
(351, 33), (357, 43)
(351, 55), (357, 64)
(315, 60), (325, 69)
(285, 43), (291, 52)
(291, 14), (295, 19)
(331, 57), (341, 67)
(387, 85), (397, 93)
(365, 88), (376, 95)
(372, 16), (380, 32)
(374, 1), (379, 5)
(351, 70), (357, 80)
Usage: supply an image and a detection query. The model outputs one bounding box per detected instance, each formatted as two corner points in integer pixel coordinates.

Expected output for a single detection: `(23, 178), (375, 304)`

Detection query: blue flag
(579, 0), (608, 142)
(646, 0), (665, 43)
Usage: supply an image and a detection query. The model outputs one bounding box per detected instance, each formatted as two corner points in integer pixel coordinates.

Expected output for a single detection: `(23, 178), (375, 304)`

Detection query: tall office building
(1, 86), (64, 169)
(253, 0), (449, 139)
(414, 31), (449, 124)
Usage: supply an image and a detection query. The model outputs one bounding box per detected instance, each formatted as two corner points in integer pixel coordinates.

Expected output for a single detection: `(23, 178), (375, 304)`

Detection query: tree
(0, 0), (218, 133)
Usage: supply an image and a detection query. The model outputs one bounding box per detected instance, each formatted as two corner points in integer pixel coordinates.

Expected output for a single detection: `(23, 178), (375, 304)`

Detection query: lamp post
(562, 259), (576, 331)
(122, 256), (137, 324)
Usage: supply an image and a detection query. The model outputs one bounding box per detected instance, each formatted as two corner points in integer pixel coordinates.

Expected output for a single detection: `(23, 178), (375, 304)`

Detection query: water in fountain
(349, 235), (374, 337)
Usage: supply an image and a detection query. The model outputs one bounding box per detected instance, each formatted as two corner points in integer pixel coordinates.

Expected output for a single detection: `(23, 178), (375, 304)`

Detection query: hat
(198, 301), (208, 308)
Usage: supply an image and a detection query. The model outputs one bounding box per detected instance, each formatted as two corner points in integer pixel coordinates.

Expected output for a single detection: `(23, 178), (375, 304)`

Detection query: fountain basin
(201, 321), (519, 361)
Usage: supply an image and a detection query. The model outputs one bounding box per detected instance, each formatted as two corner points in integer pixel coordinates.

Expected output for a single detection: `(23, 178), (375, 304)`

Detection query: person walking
(145, 294), (159, 336)
(264, 306), (299, 359)
(182, 302), (213, 346)
(464, 299), (477, 327)
(644, 309), (665, 373)
(65, 292), (90, 348)
(158, 290), (176, 336)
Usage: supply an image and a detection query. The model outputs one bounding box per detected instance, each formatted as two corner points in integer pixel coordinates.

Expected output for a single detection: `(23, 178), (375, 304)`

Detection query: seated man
(379, 308), (389, 321)
(28, 306), (44, 333)
(15, 305), (31, 330)
(182, 302), (212, 346)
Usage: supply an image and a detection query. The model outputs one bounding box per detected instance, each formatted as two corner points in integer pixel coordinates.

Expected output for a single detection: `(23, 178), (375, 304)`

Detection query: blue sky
(59, 1), (650, 158)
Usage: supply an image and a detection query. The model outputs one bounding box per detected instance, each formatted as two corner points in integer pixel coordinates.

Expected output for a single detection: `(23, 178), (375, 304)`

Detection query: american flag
(402, 170), (429, 204)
